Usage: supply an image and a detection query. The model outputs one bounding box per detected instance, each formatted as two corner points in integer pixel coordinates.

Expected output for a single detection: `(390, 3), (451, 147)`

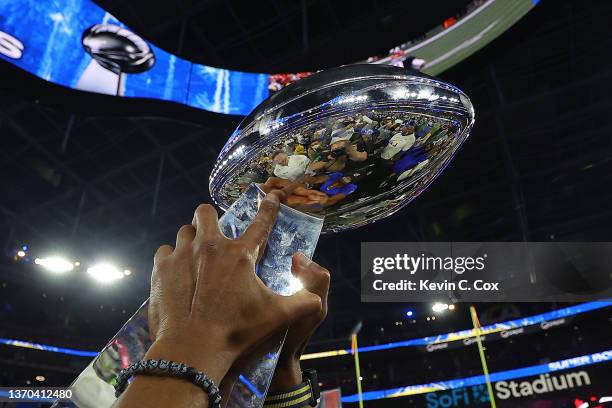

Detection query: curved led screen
(0, 0), (537, 115)
(0, 0), (268, 115)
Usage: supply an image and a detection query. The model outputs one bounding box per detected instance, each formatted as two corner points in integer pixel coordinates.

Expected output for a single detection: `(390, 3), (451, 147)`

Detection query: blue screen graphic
(0, 0), (269, 115)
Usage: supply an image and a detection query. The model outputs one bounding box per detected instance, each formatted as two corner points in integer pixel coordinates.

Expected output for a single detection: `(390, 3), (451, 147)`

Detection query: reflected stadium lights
(417, 87), (433, 100)
(432, 302), (449, 313)
(87, 263), (124, 283)
(288, 276), (304, 294)
(34, 257), (74, 274)
(390, 88), (411, 100)
(335, 94), (368, 105)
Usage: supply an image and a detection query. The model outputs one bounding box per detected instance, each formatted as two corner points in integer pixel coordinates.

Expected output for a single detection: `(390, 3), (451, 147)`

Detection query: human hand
(268, 253), (330, 392)
(145, 192), (323, 385)
(260, 177), (328, 211)
(308, 161), (329, 172)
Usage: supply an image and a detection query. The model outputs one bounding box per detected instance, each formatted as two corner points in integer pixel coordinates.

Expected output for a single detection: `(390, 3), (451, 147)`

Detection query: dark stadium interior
(1, 0), (611, 406)
(90, 0), (469, 72)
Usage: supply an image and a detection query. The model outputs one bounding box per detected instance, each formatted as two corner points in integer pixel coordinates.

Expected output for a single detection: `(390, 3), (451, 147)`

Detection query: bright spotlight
(35, 375), (45, 382)
(34, 257), (74, 274)
(17, 250), (26, 258)
(432, 303), (449, 313)
(123, 269), (132, 276)
(87, 263), (124, 283)
(405, 310), (414, 317)
(448, 304), (456, 311)
(288, 276), (304, 294)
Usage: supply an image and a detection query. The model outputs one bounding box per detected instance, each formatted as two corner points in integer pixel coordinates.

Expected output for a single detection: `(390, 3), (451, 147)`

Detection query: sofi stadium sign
(342, 349), (612, 405)
(426, 370), (592, 407)
(495, 370), (591, 400)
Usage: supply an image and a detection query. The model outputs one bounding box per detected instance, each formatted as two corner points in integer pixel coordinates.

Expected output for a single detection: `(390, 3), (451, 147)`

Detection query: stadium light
(405, 310), (414, 317)
(34, 257), (74, 274)
(87, 263), (124, 283)
(432, 303), (449, 313)
(17, 250), (26, 258)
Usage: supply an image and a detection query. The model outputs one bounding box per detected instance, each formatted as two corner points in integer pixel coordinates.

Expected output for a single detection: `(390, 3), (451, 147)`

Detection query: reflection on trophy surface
(210, 64), (474, 233)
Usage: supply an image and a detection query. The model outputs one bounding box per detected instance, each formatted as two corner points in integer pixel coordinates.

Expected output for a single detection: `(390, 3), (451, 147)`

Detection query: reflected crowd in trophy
(220, 110), (460, 228)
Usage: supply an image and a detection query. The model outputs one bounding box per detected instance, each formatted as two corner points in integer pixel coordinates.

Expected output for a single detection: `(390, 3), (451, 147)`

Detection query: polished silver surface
(210, 64), (474, 233)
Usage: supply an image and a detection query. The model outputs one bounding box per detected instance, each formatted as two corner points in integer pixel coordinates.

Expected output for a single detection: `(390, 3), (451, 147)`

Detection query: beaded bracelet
(113, 359), (222, 408)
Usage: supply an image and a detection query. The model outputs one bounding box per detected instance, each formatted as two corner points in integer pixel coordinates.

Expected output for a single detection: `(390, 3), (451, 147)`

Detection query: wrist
(145, 335), (236, 384)
(268, 358), (301, 392)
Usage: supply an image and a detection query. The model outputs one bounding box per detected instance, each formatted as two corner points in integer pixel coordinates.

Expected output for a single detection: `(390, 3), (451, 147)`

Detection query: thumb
(280, 289), (322, 323)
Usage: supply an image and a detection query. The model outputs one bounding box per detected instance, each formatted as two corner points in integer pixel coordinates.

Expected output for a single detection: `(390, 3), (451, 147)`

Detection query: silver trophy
(61, 64), (474, 407)
(78, 24), (155, 96)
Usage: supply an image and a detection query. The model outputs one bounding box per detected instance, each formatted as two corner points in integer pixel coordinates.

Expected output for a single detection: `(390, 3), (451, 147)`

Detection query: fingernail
(298, 252), (312, 265)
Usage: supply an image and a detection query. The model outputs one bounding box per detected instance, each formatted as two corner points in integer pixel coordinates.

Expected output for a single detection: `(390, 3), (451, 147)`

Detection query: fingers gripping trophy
(59, 64), (474, 407)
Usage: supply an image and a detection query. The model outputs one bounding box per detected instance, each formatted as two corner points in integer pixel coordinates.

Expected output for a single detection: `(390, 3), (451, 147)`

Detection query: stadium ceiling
(91, 0), (537, 75)
(92, 0), (471, 72)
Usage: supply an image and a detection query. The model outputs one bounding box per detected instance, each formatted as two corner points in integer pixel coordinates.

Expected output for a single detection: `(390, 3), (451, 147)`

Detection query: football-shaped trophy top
(210, 64), (475, 233)
(82, 24), (155, 74)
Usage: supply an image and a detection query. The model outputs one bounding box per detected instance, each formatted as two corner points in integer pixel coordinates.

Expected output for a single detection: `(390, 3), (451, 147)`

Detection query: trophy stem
(57, 184), (324, 408)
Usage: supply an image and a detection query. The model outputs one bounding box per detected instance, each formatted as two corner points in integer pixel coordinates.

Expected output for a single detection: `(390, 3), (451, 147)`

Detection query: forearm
(268, 359), (302, 392)
(114, 374), (210, 408)
(308, 161), (327, 171)
(114, 338), (233, 408)
(347, 148), (367, 162)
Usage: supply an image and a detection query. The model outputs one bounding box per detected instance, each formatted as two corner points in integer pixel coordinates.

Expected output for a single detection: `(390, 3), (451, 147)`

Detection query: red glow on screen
(443, 16), (457, 29)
